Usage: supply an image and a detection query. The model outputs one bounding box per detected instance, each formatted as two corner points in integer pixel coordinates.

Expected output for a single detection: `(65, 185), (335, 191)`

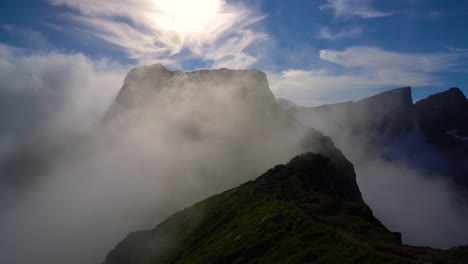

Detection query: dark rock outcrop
(284, 87), (468, 190)
(287, 87), (415, 138)
(415, 87), (468, 146)
(415, 87), (468, 187)
(351, 87), (415, 136)
(257, 152), (362, 202)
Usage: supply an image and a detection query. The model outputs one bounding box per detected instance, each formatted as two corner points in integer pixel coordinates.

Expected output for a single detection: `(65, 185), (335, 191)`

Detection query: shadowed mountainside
(281, 87), (468, 191)
(103, 152), (468, 264)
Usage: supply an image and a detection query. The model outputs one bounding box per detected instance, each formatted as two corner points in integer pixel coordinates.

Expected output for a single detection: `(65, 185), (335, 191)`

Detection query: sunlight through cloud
(50, 0), (266, 68)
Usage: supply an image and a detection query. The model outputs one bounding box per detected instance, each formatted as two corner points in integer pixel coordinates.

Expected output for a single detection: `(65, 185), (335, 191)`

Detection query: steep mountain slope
(98, 63), (366, 202)
(415, 87), (468, 146)
(288, 87), (415, 138)
(0, 64), (369, 264)
(414, 87), (468, 187)
(103, 152), (468, 264)
(106, 64), (280, 122)
(282, 87), (468, 190)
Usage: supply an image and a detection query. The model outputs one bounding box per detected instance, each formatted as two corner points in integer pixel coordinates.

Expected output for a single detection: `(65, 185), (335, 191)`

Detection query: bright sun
(151, 0), (222, 35)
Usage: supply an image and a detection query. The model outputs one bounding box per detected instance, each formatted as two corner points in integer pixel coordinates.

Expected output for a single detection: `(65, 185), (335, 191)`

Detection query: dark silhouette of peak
(415, 87), (468, 145)
(354, 86), (411, 105)
(257, 152), (363, 202)
(288, 87), (415, 138)
(352, 87), (415, 136)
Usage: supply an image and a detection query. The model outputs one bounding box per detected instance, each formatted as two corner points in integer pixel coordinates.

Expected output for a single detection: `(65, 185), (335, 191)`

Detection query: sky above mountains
(1, 0), (468, 105)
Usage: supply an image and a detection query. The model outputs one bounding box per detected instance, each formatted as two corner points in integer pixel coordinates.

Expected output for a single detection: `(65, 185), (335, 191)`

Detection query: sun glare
(152, 0), (222, 35)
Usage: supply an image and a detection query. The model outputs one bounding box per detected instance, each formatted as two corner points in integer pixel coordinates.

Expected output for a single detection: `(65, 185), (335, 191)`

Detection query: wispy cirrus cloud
(270, 46), (468, 105)
(48, 0), (266, 68)
(319, 46), (466, 72)
(317, 26), (363, 40)
(320, 0), (397, 19)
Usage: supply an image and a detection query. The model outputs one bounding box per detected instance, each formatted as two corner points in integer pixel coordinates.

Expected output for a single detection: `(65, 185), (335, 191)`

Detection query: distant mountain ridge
(282, 87), (416, 138)
(281, 86), (468, 191)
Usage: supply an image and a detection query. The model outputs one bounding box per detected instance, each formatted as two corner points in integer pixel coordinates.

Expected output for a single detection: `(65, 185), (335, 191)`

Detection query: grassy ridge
(104, 153), (467, 264)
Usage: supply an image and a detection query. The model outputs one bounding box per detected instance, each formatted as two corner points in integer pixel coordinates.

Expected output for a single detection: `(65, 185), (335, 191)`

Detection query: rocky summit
(103, 152), (468, 264)
(107, 64), (279, 121)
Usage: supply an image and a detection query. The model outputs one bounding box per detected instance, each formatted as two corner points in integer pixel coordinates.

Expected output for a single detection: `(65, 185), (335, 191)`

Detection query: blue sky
(1, 0), (468, 105)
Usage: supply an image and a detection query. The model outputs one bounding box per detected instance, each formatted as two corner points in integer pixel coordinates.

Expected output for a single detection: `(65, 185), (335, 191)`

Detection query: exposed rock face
(415, 87), (468, 187)
(283, 86), (468, 192)
(258, 152), (362, 202)
(351, 87), (415, 136)
(103, 152), (467, 264)
(288, 87), (415, 138)
(107, 64), (279, 121)
(299, 132), (363, 203)
(415, 87), (468, 145)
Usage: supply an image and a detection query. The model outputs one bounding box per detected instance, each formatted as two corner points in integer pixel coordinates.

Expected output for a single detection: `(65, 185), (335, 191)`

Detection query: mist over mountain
(0, 63), (467, 263)
(104, 152), (468, 264)
(2, 0), (468, 263)
(281, 86), (468, 247)
(0, 64), (351, 264)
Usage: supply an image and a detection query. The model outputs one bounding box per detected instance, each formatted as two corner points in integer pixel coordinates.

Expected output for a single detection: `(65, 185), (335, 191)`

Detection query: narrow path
(270, 194), (421, 263)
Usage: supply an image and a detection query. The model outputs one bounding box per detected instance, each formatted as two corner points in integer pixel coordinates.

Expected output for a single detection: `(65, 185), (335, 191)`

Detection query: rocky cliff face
(283, 86), (468, 192)
(289, 87), (415, 138)
(103, 152), (468, 264)
(415, 87), (468, 187)
(415, 87), (468, 145)
(107, 64), (279, 122)
(352, 87), (415, 136)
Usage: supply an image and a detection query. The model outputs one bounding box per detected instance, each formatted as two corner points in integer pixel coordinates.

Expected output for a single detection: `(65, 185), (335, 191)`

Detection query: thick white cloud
(49, 0), (266, 68)
(0, 44), (125, 146)
(320, 0), (397, 19)
(270, 46), (468, 105)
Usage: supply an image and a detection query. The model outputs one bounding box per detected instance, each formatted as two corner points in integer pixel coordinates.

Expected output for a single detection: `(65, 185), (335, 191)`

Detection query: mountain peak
(415, 87), (468, 146)
(448, 87), (465, 96)
(417, 87), (467, 105)
(256, 152), (363, 202)
(106, 65), (278, 120)
(103, 150), (468, 264)
(339, 86), (415, 136)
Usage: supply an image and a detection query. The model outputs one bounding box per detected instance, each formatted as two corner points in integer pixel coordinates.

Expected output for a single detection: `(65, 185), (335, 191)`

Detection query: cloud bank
(0, 59), (316, 264)
(0, 44), (125, 147)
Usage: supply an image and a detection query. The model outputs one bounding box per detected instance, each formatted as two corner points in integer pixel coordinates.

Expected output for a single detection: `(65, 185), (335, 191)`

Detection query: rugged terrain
(104, 152), (468, 264)
(1, 64), (467, 263)
(281, 87), (468, 191)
